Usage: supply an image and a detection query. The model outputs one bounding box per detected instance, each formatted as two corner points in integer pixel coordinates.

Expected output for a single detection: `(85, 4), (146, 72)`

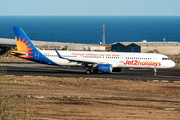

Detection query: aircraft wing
(65, 58), (106, 64)
(54, 48), (105, 64)
(54, 48), (118, 67)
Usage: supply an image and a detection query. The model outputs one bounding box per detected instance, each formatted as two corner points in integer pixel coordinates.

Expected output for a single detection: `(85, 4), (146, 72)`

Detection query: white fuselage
(39, 50), (175, 69)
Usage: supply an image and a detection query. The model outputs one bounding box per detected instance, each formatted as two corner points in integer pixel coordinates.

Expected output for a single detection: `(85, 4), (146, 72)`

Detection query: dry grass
(1, 76), (180, 119)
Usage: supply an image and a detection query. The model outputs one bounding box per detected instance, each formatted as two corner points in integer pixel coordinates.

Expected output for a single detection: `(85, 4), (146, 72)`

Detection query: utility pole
(102, 25), (105, 44)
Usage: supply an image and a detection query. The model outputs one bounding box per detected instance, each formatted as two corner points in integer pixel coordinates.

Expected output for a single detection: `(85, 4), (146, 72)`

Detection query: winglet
(88, 47), (92, 51)
(54, 48), (63, 58)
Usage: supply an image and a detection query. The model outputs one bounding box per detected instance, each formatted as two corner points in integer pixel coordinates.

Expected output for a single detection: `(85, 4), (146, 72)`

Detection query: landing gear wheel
(154, 69), (157, 76)
(93, 69), (98, 74)
(86, 70), (91, 75)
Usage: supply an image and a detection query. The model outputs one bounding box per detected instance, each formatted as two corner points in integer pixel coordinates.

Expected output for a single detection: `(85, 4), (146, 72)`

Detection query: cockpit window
(162, 58), (170, 60)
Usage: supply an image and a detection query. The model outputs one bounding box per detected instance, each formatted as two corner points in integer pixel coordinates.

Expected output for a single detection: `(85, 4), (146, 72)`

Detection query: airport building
(111, 42), (180, 55)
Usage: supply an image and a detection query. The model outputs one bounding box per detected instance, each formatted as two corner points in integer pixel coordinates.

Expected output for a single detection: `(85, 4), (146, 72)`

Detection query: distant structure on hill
(111, 42), (180, 55)
(102, 25), (105, 44)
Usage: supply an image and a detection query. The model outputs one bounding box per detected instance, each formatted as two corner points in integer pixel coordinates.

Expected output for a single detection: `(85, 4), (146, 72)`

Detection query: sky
(0, 0), (180, 16)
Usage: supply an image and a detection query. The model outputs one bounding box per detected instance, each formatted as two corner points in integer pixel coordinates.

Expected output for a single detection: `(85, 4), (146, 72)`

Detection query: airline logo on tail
(11, 27), (58, 65)
(10, 27), (37, 59)
(14, 36), (33, 58)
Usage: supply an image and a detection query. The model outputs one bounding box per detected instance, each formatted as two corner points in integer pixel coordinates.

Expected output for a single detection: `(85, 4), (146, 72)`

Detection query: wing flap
(54, 48), (119, 67)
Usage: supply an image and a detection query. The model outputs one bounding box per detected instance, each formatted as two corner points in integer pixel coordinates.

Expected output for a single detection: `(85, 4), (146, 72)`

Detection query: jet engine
(98, 64), (122, 73)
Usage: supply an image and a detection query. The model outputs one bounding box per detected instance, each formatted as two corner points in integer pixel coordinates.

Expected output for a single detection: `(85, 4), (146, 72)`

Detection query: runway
(1, 62), (180, 81)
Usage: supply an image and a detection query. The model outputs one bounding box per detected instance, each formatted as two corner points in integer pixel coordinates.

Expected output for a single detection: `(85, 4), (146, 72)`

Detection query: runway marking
(129, 68), (151, 70)
(23, 75), (33, 77)
(6, 75), (15, 76)
(161, 80), (169, 83)
(153, 80), (160, 82)
(79, 77), (112, 80)
(164, 108), (175, 111)
(173, 81), (180, 83)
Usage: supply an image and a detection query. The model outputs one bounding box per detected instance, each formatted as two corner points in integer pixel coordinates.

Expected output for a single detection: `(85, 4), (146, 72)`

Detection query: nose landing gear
(154, 69), (157, 75)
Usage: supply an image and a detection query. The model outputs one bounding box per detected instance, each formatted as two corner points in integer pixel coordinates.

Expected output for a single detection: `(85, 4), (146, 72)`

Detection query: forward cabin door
(119, 55), (124, 65)
(148, 55), (157, 68)
(153, 55), (157, 63)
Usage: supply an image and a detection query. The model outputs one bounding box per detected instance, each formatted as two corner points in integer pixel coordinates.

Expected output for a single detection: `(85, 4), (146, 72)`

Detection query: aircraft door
(35, 51), (39, 60)
(119, 55), (124, 64)
(153, 55), (157, 62)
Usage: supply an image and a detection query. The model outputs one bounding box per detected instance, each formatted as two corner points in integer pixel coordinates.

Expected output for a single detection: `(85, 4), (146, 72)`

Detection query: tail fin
(11, 27), (58, 65)
(11, 27), (37, 58)
(13, 27), (37, 51)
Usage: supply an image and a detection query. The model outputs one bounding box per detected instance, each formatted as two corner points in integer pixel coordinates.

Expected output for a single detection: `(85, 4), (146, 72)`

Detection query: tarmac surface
(1, 62), (180, 81)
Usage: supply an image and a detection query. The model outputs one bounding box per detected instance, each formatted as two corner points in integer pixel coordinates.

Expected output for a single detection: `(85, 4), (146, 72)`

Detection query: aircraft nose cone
(171, 61), (175, 67)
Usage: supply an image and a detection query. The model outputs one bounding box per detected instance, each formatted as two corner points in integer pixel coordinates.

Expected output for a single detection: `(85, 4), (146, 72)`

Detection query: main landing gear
(154, 69), (157, 75)
(86, 67), (98, 74)
(86, 70), (91, 74)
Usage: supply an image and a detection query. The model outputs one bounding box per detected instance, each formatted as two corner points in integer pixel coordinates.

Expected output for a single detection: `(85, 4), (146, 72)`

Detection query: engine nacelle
(98, 64), (123, 73)
(98, 64), (112, 73)
(112, 68), (123, 72)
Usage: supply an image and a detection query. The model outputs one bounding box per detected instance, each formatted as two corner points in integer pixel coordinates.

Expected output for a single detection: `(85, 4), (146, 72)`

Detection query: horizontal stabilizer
(10, 51), (28, 57)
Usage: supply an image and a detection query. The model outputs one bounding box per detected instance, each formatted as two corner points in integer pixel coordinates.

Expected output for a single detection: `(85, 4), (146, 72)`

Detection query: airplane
(10, 27), (175, 75)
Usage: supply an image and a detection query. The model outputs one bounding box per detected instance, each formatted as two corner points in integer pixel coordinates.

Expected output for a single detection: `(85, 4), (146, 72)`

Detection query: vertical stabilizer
(11, 27), (58, 65)
(13, 27), (37, 51)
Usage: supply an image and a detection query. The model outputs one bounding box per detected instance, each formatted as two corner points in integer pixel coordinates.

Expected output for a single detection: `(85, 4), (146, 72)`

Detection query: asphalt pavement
(1, 62), (180, 81)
